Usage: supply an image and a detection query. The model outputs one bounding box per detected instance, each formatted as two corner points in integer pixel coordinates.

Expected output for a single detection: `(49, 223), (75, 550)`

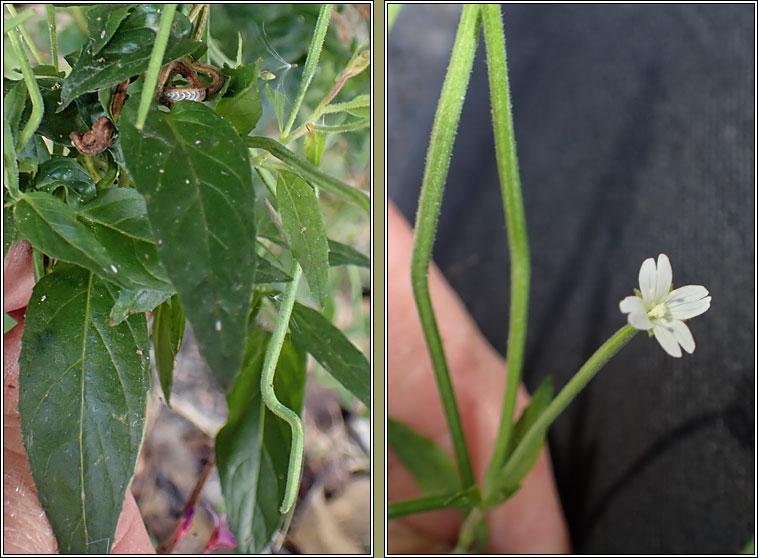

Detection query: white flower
(619, 254), (711, 358)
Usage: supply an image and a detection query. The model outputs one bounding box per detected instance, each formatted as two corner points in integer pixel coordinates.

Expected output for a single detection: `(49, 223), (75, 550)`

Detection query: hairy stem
(486, 325), (638, 508)
(480, 4), (531, 495)
(5, 5), (44, 65)
(6, 27), (44, 153)
(45, 5), (58, 71)
(410, 4), (481, 491)
(282, 4), (333, 139)
(259, 264), (305, 514)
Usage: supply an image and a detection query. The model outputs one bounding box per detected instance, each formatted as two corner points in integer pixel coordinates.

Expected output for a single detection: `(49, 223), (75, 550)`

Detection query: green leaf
(33, 77), (90, 146)
(289, 302), (369, 407)
(265, 83), (286, 132)
(388, 418), (460, 495)
(14, 188), (173, 293)
(120, 96), (257, 388)
(18, 263), (150, 554)
(34, 157), (97, 206)
(309, 117), (370, 133)
(255, 257), (292, 284)
(31, 65), (66, 78)
(304, 128), (325, 166)
(328, 239), (369, 268)
(495, 377), (554, 499)
(13, 192), (119, 283)
(4, 313), (18, 333)
(86, 4), (136, 55)
(18, 135), (51, 175)
(216, 328), (306, 553)
(345, 106), (369, 118)
(321, 94), (370, 116)
(78, 188), (172, 291)
(4, 204), (19, 256)
(387, 485), (480, 519)
(245, 136), (370, 214)
(253, 238), (366, 276)
(153, 294), (185, 405)
(276, 171), (329, 307)
(110, 287), (171, 325)
(215, 61), (263, 136)
(60, 6), (198, 111)
(4, 80), (27, 142)
(741, 537), (754, 554)
(3, 119), (20, 198)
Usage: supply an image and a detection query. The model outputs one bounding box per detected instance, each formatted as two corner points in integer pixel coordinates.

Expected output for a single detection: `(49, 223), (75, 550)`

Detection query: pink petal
(203, 507), (238, 553)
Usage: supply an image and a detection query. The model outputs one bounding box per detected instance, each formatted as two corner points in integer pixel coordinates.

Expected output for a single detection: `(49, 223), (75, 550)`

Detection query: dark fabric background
(388, 4), (755, 554)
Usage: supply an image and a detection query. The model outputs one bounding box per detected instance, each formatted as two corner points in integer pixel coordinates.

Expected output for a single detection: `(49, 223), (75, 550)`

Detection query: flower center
(648, 302), (668, 320)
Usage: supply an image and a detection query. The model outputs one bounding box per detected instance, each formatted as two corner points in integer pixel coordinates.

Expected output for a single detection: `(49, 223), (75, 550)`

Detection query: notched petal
(653, 323), (682, 358)
(668, 320), (696, 354)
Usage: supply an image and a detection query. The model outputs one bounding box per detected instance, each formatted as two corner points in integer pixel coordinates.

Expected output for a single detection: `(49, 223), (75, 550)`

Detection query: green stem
(282, 40), (370, 145)
(32, 248), (45, 282)
(244, 136), (370, 214)
(309, 118), (369, 133)
(282, 4), (333, 139)
(3, 119), (20, 198)
(3, 10), (35, 33)
(4, 5), (44, 65)
(410, 4), (480, 492)
(319, 96), (370, 115)
(45, 5), (58, 71)
(486, 324), (638, 508)
(387, 4), (403, 35)
(480, 4), (531, 494)
(452, 508), (484, 553)
(387, 493), (470, 519)
(6, 27), (44, 154)
(202, 6), (210, 65)
(135, 4), (177, 130)
(259, 263), (305, 514)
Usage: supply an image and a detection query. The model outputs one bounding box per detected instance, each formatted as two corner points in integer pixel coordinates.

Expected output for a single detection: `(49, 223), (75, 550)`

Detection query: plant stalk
(136, 4), (177, 130)
(480, 4), (531, 494)
(387, 492), (471, 519)
(45, 5), (58, 71)
(282, 4), (333, 139)
(6, 27), (44, 153)
(5, 5), (44, 65)
(486, 324), (638, 507)
(409, 4), (481, 492)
